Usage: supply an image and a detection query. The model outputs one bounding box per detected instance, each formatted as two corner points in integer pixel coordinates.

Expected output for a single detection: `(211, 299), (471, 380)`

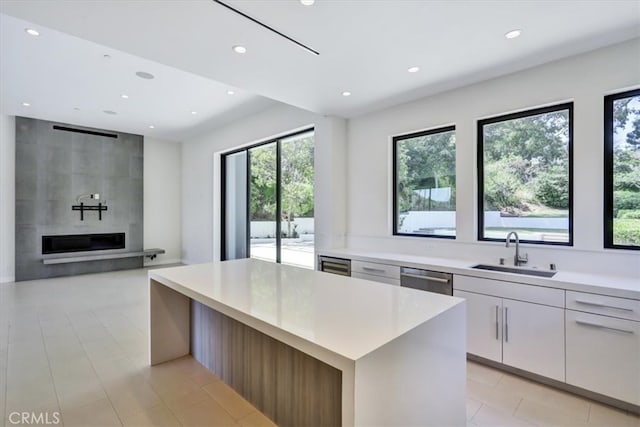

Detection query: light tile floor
(0, 267), (638, 427)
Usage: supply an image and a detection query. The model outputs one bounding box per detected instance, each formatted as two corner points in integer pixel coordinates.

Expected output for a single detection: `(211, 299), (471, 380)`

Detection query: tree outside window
(393, 126), (456, 238)
(478, 104), (573, 244)
(605, 89), (640, 249)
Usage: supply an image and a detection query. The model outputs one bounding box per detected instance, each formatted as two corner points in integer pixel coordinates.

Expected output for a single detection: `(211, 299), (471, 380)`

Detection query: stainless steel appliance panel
(318, 256), (351, 276)
(400, 267), (453, 295)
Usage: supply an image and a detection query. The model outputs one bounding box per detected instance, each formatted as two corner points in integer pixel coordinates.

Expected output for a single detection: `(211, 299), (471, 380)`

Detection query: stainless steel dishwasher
(400, 267), (453, 295)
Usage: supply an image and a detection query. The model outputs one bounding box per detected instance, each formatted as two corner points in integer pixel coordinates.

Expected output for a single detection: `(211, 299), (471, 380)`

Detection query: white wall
(347, 38), (640, 278)
(181, 103), (347, 264)
(144, 137), (182, 266)
(0, 114), (15, 283)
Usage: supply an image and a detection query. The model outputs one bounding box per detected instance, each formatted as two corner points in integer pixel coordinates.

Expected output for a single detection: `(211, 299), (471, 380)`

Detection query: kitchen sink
(471, 264), (557, 278)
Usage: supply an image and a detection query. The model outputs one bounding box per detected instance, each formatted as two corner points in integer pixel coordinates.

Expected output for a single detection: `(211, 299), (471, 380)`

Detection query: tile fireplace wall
(15, 117), (144, 281)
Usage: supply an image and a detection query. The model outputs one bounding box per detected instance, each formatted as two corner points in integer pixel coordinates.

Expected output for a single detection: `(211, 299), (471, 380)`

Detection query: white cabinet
(453, 290), (502, 362)
(502, 299), (565, 381)
(351, 260), (401, 286)
(454, 275), (565, 382)
(566, 292), (640, 405)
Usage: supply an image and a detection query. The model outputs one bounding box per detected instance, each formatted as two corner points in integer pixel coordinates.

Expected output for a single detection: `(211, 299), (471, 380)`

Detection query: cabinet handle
(575, 319), (634, 334)
(400, 273), (450, 283)
(574, 300), (633, 312)
(495, 305), (499, 340)
(363, 267), (386, 273)
(504, 307), (509, 343)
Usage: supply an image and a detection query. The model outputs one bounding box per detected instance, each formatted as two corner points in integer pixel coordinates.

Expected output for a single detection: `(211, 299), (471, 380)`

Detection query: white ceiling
(1, 0), (639, 141)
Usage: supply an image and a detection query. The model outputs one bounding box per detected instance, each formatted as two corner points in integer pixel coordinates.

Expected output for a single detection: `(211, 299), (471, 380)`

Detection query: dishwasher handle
(400, 272), (450, 283)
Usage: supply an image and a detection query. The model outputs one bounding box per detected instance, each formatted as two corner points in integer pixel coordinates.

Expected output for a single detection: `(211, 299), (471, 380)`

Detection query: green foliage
(627, 117), (640, 150)
(482, 109), (569, 214)
(484, 157), (523, 210)
(613, 218), (640, 246)
(281, 136), (314, 219)
(616, 169), (640, 192)
(614, 191), (640, 215)
(483, 111), (569, 167)
(613, 97), (634, 131)
(535, 165), (569, 209)
(249, 144), (277, 221)
(618, 209), (640, 219)
(396, 130), (456, 212)
(248, 136), (314, 237)
(614, 149), (640, 176)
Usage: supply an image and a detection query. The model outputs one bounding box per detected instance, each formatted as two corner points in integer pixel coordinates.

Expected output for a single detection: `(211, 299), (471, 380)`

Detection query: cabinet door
(566, 310), (640, 405)
(502, 299), (565, 381)
(453, 290), (502, 362)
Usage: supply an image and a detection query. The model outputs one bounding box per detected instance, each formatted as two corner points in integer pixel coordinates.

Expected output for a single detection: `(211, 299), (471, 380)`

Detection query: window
(221, 129), (315, 268)
(604, 89), (640, 250)
(477, 103), (573, 244)
(393, 126), (456, 238)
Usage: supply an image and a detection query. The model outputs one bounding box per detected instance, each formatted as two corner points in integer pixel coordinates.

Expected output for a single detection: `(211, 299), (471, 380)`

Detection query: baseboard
(468, 354), (640, 415)
(0, 275), (15, 284)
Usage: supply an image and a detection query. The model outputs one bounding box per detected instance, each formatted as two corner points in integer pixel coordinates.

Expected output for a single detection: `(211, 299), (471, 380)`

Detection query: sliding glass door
(222, 129), (314, 269)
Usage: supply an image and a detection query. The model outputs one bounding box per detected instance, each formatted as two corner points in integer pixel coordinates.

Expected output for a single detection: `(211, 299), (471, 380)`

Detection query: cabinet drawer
(352, 272), (400, 286)
(566, 291), (640, 322)
(352, 260), (400, 280)
(566, 310), (640, 405)
(454, 275), (564, 307)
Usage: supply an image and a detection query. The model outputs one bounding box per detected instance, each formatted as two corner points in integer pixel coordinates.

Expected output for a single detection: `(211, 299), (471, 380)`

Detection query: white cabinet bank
(320, 248), (640, 413)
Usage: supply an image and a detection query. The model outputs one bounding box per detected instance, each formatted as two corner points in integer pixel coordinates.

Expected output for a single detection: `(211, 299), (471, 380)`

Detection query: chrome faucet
(505, 231), (528, 266)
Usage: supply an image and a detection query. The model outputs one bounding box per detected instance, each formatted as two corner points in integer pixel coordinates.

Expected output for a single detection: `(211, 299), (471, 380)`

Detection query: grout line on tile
(512, 396), (524, 417)
(470, 402), (483, 421)
(37, 316), (62, 424)
(68, 311), (125, 426)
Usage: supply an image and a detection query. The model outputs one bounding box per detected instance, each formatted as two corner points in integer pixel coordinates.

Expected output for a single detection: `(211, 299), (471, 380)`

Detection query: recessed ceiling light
(191, 111), (198, 115)
(103, 110), (117, 115)
(25, 28), (39, 36)
(505, 29), (522, 39)
(227, 90), (235, 95)
(121, 94), (129, 99)
(232, 45), (247, 54)
(136, 71), (155, 79)
(408, 66), (420, 73)
(342, 91), (352, 97)
(149, 125), (155, 129)
(300, 0), (315, 5)
(21, 102), (31, 107)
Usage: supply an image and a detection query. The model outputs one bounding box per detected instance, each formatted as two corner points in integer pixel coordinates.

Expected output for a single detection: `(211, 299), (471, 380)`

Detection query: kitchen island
(149, 259), (466, 426)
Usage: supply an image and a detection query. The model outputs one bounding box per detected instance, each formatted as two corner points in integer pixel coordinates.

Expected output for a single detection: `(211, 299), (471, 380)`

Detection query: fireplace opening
(42, 233), (125, 254)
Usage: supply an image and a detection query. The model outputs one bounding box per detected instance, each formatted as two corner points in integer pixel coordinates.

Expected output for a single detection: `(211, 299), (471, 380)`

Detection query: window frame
(392, 125), (457, 239)
(220, 127), (314, 262)
(604, 88), (640, 250)
(476, 102), (574, 245)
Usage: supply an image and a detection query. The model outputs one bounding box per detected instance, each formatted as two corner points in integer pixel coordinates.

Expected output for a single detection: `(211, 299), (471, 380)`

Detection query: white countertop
(149, 259), (464, 361)
(321, 248), (640, 300)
